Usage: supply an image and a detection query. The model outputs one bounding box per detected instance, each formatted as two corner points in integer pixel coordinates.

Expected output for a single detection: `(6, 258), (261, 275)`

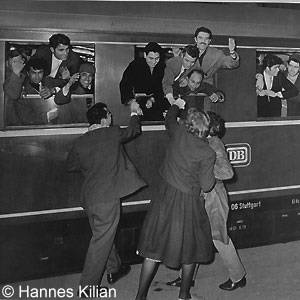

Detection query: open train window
(3, 41), (95, 128)
(256, 50), (300, 119)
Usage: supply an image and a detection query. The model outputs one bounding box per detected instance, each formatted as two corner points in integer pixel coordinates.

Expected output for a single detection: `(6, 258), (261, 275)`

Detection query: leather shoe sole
(219, 276), (246, 291)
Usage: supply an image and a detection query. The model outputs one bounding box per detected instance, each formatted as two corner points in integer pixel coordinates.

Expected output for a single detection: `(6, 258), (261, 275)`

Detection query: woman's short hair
(184, 108), (210, 138)
(86, 102), (108, 125)
(207, 111), (226, 138)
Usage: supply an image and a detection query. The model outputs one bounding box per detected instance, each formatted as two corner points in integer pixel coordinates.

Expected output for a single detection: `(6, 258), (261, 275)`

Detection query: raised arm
(120, 101), (143, 143)
(3, 57), (26, 100)
(165, 99), (185, 137)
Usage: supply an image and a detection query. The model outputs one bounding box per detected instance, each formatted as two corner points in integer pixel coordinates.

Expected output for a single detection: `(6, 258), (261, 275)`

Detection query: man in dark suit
(31, 33), (82, 87)
(120, 42), (168, 121)
(256, 54), (298, 117)
(193, 27), (240, 85)
(67, 101), (146, 294)
(162, 45), (199, 105)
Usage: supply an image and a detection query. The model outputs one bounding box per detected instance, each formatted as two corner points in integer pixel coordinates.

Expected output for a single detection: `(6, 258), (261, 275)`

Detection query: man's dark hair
(207, 111), (226, 138)
(144, 42), (162, 55)
(182, 45), (199, 59)
(49, 33), (71, 49)
(26, 57), (47, 72)
(194, 27), (213, 39)
(86, 102), (109, 125)
(288, 54), (300, 65)
(262, 54), (282, 70)
(187, 69), (205, 79)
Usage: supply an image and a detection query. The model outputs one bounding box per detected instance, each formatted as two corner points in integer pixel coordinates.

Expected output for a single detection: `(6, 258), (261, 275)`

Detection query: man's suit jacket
(192, 47), (240, 85)
(67, 116), (146, 207)
(162, 56), (189, 96)
(32, 46), (82, 78)
(257, 72), (298, 117)
(286, 74), (300, 116)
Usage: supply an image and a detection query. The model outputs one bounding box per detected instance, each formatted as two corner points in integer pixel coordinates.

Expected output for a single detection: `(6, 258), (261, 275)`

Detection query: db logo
(225, 143), (251, 167)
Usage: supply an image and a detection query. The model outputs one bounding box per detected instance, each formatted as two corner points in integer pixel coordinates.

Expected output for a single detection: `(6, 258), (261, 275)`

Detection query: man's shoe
(166, 277), (195, 287)
(219, 276), (246, 291)
(107, 264), (131, 284)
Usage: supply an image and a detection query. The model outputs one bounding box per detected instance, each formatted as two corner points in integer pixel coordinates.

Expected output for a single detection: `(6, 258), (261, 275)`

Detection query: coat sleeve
(3, 71), (25, 100)
(162, 59), (177, 95)
(211, 139), (234, 180)
(54, 89), (71, 105)
(219, 51), (240, 69)
(165, 105), (180, 137)
(119, 61), (136, 104)
(119, 115), (141, 143)
(280, 73), (299, 99)
(200, 82), (218, 96)
(198, 149), (216, 192)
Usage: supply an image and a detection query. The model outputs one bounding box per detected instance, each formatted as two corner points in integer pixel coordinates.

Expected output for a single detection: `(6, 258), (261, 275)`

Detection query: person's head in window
(182, 45), (199, 70)
(144, 42), (162, 70)
(78, 63), (96, 90)
(194, 27), (212, 52)
(25, 57), (47, 85)
(262, 54), (282, 77)
(49, 33), (71, 61)
(186, 69), (205, 92)
(287, 54), (300, 78)
(86, 102), (112, 127)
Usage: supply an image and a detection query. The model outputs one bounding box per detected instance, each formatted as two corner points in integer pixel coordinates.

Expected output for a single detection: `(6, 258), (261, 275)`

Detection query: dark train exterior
(1, 2), (300, 283)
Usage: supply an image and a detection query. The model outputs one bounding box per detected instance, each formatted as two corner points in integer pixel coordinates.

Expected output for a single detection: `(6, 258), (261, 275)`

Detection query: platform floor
(7, 240), (300, 300)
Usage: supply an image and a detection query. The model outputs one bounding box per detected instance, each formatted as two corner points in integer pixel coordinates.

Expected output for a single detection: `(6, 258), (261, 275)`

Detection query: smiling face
(79, 72), (93, 89)
(287, 60), (300, 77)
(51, 43), (69, 60)
(194, 31), (211, 52)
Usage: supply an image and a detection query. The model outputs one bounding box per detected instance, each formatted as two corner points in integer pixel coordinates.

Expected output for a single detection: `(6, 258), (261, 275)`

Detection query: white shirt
(263, 71), (273, 90)
(174, 65), (186, 81)
(50, 54), (63, 78)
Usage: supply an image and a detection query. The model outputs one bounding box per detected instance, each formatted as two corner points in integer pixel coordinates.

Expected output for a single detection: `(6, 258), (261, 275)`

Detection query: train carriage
(0, 1), (300, 283)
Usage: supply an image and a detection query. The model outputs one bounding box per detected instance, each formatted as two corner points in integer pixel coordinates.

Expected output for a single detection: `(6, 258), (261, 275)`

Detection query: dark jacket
(67, 116), (146, 207)
(160, 105), (216, 195)
(120, 57), (165, 105)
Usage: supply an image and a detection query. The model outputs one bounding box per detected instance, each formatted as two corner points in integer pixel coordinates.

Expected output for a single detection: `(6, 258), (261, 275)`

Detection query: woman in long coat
(135, 100), (216, 300)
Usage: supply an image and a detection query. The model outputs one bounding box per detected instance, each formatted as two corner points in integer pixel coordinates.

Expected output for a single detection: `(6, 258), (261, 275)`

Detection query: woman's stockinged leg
(135, 258), (159, 300)
(179, 263), (196, 299)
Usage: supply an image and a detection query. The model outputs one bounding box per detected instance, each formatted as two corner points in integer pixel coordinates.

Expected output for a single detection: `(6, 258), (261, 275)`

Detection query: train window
(256, 50), (300, 119)
(3, 41), (95, 127)
(128, 45), (184, 123)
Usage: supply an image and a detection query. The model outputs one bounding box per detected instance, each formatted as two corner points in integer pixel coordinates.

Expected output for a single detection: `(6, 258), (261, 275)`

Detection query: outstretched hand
(130, 100), (143, 116)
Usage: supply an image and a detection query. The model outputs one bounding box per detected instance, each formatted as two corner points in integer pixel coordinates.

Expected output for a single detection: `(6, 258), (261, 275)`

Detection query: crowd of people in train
(66, 27), (247, 300)
(3, 29), (300, 128)
(3, 33), (95, 125)
(256, 52), (300, 117)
